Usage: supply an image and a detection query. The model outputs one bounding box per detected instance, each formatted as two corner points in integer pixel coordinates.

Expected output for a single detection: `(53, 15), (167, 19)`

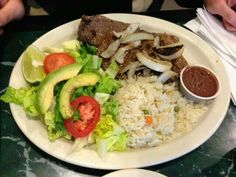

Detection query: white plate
(9, 14), (230, 169)
(103, 169), (167, 177)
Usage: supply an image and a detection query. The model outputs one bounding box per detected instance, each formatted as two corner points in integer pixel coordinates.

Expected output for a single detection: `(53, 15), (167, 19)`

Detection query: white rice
(113, 76), (208, 149)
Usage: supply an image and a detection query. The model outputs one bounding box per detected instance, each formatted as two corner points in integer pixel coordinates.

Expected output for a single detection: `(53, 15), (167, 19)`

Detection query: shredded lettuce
(109, 133), (128, 151)
(82, 55), (102, 72)
(91, 55), (103, 70)
(96, 76), (121, 94)
(68, 50), (82, 62)
(80, 42), (97, 55)
(94, 115), (124, 138)
(62, 40), (81, 51)
(44, 111), (65, 141)
(103, 100), (119, 118)
(105, 59), (119, 79)
(44, 40), (81, 54)
(0, 86), (39, 117)
(68, 42), (102, 73)
(94, 92), (110, 105)
(71, 86), (95, 100)
(93, 114), (128, 156)
(43, 47), (64, 53)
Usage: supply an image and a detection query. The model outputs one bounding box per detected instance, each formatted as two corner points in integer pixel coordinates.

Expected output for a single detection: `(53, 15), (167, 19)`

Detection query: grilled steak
(78, 15), (188, 78)
(78, 15), (128, 54)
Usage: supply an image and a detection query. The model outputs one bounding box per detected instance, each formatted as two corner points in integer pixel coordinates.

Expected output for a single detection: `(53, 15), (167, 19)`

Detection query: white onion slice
(158, 70), (178, 83)
(127, 61), (141, 79)
(101, 39), (120, 58)
(130, 40), (141, 47)
(153, 36), (160, 48)
(113, 23), (139, 38)
(113, 46), (131, 64)
(121, 32), (154, 44)
(136, 51), (172, 72)
(156, 46), (184, 60)
(112, 41), (141, 64)
(122, 61), (142, 73)
(155, 42), (184, 49)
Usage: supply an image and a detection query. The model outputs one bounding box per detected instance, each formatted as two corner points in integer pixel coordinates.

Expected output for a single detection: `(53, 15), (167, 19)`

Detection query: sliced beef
(78, 15), (188, 79)
(78, 15), (128, 54)
(140, 40), (156, 57)
(119, 48), (140, 74)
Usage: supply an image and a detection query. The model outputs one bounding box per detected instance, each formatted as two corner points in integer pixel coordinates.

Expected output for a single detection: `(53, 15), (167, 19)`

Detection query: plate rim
(9, 13), (231, 169)
(102, 169), (167, 177)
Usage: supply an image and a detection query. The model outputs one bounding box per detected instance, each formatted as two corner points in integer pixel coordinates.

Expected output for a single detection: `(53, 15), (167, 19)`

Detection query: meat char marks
(78, 15), (188, 77)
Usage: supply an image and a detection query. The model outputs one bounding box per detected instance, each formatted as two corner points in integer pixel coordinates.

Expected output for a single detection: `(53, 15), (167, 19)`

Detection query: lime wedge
(22, 45), (46, 83)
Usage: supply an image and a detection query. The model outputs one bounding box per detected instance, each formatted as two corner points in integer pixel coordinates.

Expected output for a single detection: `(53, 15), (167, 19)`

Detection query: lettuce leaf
(96, 76), (121, 94)
(0, 86), (39, 117)
(44, 110), (70, 141)
(71, 86), (95, 100)
(105, 59), (119, 79)
(93, 114), (128, 156)
(80, 42), (97, 55)
(68, 43), (102, 73)
(103, 99), (119, 118)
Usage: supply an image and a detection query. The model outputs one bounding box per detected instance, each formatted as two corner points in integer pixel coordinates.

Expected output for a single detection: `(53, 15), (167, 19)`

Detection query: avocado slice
(36, 63), (83, 114)
(59, 72), (101, 119)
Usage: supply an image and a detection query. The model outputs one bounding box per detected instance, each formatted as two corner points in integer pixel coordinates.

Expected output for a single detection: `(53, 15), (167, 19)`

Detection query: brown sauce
(182, 66), (219, 97)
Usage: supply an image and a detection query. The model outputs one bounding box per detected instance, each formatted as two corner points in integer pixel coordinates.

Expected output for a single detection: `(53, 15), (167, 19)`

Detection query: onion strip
(113, 46), (131, 64)
(113, 23), (139, 38)
(158, 70), (178, 83)
(156, 46), (184, 60)
(155, 42), (184, 49)
(130, 40), (141, 47)
(153, 36), (160, 48)
(127, 61), (141, 79)
(136, 51), (172, 72)
(121, 32), (154, 44)
(101, 39), (120, 58)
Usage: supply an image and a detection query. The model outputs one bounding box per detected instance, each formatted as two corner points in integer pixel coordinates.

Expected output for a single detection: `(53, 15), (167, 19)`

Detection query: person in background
(0, 0), (236, 35)
(0, 0), (24, 35)
(204, 0), (236, 31)
(175, 0), (236, 31)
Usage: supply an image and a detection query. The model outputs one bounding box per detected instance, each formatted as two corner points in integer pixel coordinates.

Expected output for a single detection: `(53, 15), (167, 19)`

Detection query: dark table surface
(0, 10), (236, 177)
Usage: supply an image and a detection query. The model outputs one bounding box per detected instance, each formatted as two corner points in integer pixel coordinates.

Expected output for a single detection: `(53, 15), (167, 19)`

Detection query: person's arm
(204, 0), (236, 31)
(0, 0), (25, 35)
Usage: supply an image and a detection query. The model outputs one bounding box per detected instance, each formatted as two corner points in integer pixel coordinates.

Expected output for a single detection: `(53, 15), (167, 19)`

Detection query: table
(0, 10), (236, 177)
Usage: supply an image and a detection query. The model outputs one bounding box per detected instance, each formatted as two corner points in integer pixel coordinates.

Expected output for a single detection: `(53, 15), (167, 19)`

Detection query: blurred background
(28, 0), (189, 16)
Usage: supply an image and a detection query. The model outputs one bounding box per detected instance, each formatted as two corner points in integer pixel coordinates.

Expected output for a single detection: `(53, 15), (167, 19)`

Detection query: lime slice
(22, 45), (46, 83)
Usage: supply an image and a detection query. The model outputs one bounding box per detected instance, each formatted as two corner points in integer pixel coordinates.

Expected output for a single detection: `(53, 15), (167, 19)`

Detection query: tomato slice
(44, 53), (75, 74)
(64, 96), (101, 138)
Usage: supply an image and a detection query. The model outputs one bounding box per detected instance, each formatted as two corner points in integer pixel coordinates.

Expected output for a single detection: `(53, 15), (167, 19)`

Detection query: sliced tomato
(44, 53), (75, 74)
(64, 96), (101, 138)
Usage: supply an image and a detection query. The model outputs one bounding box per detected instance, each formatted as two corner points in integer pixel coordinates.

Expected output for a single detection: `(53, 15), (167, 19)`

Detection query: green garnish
(142, 109), (149, 115)
(174, 106), (180, 112)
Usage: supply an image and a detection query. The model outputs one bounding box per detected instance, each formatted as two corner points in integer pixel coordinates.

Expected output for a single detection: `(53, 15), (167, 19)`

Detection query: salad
(0, 40), (128, 157)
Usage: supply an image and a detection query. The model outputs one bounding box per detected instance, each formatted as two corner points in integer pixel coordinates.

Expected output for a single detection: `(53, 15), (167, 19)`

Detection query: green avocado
(36, 63), (83, 114)
(59, 72), (101, 119)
